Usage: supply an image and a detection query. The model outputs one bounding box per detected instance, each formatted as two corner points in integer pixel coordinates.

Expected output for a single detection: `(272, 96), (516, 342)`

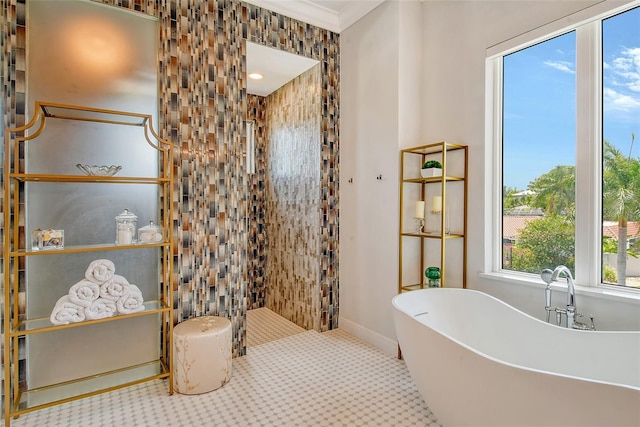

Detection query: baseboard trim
(338, 316), (398, 357)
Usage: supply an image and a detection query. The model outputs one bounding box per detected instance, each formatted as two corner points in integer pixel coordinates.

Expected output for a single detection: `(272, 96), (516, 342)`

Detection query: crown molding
(243, 0), (384, 33)
(337, 1), (385, 32)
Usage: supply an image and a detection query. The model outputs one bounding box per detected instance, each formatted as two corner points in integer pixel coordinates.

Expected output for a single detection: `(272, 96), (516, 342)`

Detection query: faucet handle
(589, 314), (596, 331)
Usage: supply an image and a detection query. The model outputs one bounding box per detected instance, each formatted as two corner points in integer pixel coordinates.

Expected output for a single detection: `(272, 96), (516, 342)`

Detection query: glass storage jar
(138, 220), (163, 243)
(115, 209), (137, 245)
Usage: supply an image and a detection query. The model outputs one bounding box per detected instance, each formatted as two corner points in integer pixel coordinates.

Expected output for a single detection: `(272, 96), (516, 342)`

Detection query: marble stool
(173, 316), (232, 394)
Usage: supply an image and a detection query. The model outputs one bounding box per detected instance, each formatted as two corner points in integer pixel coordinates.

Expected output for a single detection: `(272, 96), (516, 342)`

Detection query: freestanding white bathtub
(392, 288), (640, 427)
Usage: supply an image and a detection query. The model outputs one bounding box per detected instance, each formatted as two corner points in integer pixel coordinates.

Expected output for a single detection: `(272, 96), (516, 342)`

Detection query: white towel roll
(116, 284), (145, 314)
(99, 274), (130, 301)
(68, 279), (100, 307)
(84, 297), (117, 320)
(85, 259), (116, 283)
(50, 295), (86, 325)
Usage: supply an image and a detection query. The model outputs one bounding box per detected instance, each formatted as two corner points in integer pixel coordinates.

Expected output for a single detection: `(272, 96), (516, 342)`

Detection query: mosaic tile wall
(1, 0), (339, 369)
(1, 0), (27, 397)
(246, 4), (340, 332)
(158, 0), (250, 357)
(264, 65), (322, 330)
(247, 94), (267, 310)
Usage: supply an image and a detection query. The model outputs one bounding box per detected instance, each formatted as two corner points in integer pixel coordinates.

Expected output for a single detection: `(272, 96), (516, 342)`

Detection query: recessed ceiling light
(249, 72), (264, 80)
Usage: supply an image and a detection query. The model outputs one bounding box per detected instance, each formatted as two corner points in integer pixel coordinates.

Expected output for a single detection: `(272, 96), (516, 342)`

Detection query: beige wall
(340, 0), (640, 355)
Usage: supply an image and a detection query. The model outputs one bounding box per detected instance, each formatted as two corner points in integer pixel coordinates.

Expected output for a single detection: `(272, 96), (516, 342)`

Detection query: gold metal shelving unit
(398, 142), (468, 292)
(3, 102), (174, 425)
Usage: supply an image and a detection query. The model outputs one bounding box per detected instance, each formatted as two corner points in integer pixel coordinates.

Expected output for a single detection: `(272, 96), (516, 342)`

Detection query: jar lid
(139, 220), (161, 232)
(115, 208), (138, 221)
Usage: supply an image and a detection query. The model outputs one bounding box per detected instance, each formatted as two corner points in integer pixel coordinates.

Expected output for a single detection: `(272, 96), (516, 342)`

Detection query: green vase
(425, 266), (441, 288)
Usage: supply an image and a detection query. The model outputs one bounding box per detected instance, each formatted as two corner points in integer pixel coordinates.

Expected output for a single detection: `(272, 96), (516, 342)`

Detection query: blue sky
(503, 6), (640, 190)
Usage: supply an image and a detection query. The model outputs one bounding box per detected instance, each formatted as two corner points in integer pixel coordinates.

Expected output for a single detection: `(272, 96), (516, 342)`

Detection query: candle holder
(414, 200), (426, 233)
(430, 212), (451, 235)
(431, 196), (450, 235)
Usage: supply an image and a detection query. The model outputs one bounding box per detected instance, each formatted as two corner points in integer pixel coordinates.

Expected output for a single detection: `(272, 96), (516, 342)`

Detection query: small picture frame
(39, 229), (64, 250)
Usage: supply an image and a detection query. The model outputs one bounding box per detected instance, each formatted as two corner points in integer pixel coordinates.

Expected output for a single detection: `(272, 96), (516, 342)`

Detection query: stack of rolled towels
(50, 259), (145, 325)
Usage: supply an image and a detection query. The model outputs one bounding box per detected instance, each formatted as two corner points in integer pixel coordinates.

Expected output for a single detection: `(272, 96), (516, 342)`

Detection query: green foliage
(602, 235), (618, 254)
(511, 215), (575, 274)
(503, 186), (532, 210)
(605, 235), (640, 258)
(603, 138), (640, 285)
(505, 137), (639, 283)
(603, 140), (640, 223)
(603, 265), (617, 283)
(510, 247), (537, 273)
(528, 165), (575, 216)
(422, 160), (442, 169)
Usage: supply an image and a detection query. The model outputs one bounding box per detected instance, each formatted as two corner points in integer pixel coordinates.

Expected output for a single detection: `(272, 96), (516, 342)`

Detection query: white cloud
(544, 60), (575, 74)
(604, 46), (640, 121)
(604, 87), (640, 113)
(608, 47), (640, 93)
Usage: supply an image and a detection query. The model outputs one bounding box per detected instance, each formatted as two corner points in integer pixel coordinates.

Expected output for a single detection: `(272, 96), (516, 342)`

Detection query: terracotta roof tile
(504, 217), (639, 241)
(602, 221), (640, 239)
(503, 216), (539, 240)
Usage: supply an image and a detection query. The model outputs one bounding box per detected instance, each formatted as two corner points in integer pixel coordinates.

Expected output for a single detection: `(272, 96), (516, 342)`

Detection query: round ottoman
(173, 316), (232, 394)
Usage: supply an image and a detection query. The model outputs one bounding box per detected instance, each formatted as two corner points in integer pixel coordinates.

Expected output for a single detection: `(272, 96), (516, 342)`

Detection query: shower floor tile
(246, 307), (306, 347)
(6, 312), (440, 427)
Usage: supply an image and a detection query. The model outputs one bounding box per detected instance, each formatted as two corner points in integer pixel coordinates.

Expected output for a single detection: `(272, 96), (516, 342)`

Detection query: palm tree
(603, 137), (640, 286)
(528, 165), (575, 217)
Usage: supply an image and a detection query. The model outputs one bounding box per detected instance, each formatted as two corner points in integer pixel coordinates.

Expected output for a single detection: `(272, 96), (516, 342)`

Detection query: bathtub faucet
(551, 265), (577, 328)
(540, 266), (595, 330)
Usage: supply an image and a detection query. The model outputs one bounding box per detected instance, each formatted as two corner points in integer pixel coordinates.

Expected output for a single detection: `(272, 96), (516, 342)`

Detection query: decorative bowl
(76, 164), (122, 177)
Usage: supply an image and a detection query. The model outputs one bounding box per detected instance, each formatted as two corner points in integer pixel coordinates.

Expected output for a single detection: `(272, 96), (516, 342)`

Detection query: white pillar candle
(414, 201), (425, 219)
(432, 196), (442, 213)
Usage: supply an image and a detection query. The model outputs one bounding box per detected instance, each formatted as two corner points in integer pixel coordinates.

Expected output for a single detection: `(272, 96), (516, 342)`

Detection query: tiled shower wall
(264, 65), (322, 330)
(1, 0), (338, 366)
(245, 7), (340, 334)
(247, 93), (267, 309)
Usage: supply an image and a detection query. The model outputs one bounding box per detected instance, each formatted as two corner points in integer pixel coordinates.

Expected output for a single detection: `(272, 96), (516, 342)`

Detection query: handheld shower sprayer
(540, 268), (554, 323)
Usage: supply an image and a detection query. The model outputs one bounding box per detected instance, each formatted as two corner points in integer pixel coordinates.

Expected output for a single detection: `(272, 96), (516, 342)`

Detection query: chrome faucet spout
(551, 265), (576, 327)
(551, 265), (575, 309)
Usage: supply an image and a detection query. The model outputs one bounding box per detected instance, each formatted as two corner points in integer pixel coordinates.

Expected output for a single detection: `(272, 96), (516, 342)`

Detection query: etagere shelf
(3, 102), (174, 425)
(398, 141), (468, 292)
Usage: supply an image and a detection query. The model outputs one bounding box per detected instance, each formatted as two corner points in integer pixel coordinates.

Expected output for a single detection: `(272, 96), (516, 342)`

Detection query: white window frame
(485, 1), (640, 293)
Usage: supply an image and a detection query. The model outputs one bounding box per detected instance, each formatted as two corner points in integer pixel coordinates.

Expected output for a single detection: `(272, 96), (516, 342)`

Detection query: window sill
(479, 271), (640, 305)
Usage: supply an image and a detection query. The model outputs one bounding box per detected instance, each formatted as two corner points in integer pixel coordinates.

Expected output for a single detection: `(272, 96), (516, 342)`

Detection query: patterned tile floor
(246, 307), (306, 347)
(5, 309), (440, 426)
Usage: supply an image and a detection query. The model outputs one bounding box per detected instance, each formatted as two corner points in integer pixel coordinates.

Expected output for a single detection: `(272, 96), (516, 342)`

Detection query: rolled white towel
(84, 297), (117, 320)
(85, 259), (116, 283)
(68, 279), (100, 308)
(99, 274), (130, 301)
(116, 284), (145, 314)
(50, 295), (86, 325)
